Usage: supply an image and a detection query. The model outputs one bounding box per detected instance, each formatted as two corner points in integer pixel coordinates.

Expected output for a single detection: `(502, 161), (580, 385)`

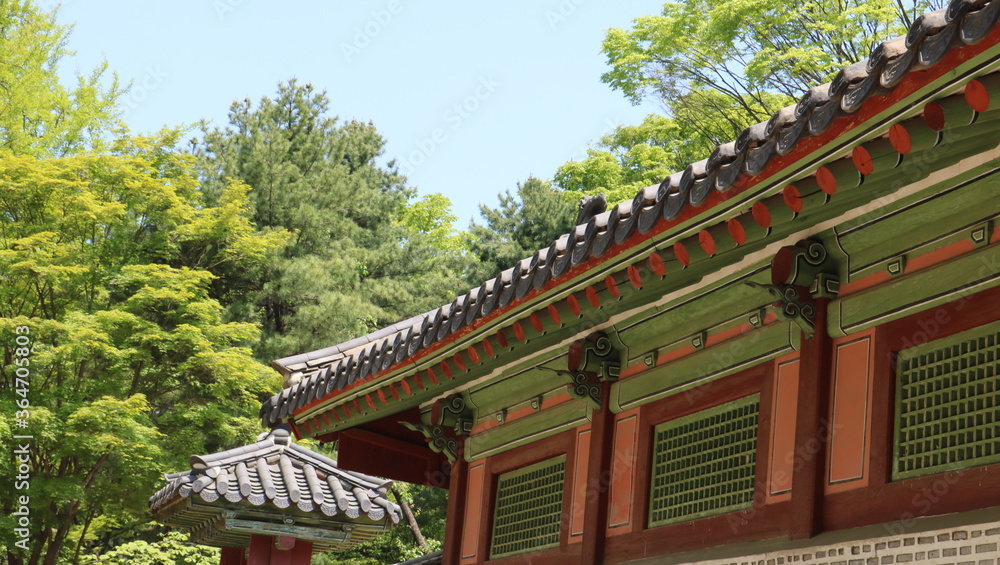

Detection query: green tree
(313, 483), (447, 565)
(193, 81), (471, 361)
(601, 0), (936, 143)
(0, 132), (285, 565)
(0, 0), (123, 156)
(555, 114), (711, 204)
(80, 531), (217, 565)
(465, 177), (576, 286)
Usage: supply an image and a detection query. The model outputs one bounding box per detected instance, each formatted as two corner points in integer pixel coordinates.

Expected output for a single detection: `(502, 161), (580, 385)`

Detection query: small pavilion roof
(150, 427), (401, 550)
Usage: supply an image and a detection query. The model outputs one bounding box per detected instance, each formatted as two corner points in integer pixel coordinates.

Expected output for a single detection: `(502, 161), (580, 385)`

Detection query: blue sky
(54, 1), (666, 225)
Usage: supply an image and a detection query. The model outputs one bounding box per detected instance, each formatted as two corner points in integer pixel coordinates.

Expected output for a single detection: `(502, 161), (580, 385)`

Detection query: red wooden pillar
(246, 535), (312, 565)
(788, 297), (833, 539)
(580, 381), (615, 565)
(441, 440), (468, 565)
(220, 547), (245, 565)
(247, 535), (272, 565)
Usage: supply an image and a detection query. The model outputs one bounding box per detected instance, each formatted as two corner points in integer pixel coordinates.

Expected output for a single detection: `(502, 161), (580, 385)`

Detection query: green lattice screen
(649, 395), (760, 527)
(489, 456), (565, 559)
(893, 320), (1000, 480)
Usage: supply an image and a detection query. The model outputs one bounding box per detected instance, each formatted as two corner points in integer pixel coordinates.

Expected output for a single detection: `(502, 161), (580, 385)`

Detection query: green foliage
(80, 531), (217, 565)
(555, 1), (943, 208)
(193, 81), (472, 361)
(465, 177), (576, 286)
(555, 113), (712, 204)
(0, 0), (123, 156)
(313, 483), (447, 565)
(601, 0), (936, 141)
(397, 193), (465, 253)
(0, 132), (284, 565)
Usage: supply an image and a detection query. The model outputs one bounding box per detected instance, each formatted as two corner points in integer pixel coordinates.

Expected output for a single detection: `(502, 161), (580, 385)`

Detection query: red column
(579, 381), (615, 565)
(219, 547), (244, 565)
(246, 535), (312, 565)
(788, 297), (833, 539)
(247, 535), (272, 565)
(441, 442), (468, 565)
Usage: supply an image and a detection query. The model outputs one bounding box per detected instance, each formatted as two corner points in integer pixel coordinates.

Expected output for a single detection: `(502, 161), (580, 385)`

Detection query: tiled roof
(149, 427), (402, 524)
(262, 0), (1000, 426)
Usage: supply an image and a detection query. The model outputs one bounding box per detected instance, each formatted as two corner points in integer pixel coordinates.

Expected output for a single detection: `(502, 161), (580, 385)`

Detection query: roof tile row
(149, 427), (402, 523)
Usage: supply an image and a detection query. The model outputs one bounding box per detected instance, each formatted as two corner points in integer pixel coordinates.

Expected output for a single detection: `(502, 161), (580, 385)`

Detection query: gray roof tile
(150, 427), (401, 524)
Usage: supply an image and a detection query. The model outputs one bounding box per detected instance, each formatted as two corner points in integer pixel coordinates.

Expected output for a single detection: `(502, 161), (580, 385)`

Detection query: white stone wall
(688, 522), (1000, 565)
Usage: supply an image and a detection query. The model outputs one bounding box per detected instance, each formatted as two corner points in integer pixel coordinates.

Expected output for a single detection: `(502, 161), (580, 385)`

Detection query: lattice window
(894, 320), (1000, 480)
(649, 395), (760, 527)
(489, 456), (565, 559)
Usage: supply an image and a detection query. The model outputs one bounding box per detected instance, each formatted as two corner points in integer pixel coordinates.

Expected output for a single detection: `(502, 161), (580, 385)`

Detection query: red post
(247, 535), (272, 565)
(246, 535), (313, 565)
(788, 297), (833, 539)
(219, 547), (244, 565)
(441, 442), (468, 565)
(580, 381), (615, 565)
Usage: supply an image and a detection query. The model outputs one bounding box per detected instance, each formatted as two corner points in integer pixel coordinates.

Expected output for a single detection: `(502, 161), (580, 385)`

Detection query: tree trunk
(391, 485), (429, 551)
(71, 508), (96, 565)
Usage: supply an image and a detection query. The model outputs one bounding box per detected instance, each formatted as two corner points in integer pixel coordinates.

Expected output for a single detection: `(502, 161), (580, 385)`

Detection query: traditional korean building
(260, 1), (1000, 563)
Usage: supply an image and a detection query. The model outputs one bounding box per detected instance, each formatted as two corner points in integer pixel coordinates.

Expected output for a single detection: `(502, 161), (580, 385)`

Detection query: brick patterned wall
(689, 521), (1000, 565)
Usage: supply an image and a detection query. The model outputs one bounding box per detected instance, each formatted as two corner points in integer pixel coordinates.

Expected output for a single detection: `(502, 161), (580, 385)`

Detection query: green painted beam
(464, 398), (592, 462)
(610, 322), (800, 413)
(829, 241), (1000, 337)
(615, 268), (774, 361)
(837, 166), (1000, 281)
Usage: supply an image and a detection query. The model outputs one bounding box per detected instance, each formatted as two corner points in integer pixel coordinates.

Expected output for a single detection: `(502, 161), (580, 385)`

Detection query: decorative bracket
(432, 393), (474, 436)
(399, 422), (461, 462)
(771, 239), (840, 299)
(400, 392), (474, 462)
(567, 332), (621, 381)
(746, 239), (839, 338)
(747, 283), (817, 338)
(565, 332), (621, 408)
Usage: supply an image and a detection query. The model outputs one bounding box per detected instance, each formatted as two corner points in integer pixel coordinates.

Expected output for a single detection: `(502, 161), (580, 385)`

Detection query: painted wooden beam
(829, 240), (1000, 337)
(610, 322), (800, 413)
(464, 398), (592, 461)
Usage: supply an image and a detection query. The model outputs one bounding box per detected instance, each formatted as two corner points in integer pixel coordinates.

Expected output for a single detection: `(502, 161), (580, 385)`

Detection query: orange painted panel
(769, 357), (800, 498)
(607, 414), (638, 530)
(829, 336), (873, 485)
(461, 463), (486, 562)
(569, 428), (592, 540)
